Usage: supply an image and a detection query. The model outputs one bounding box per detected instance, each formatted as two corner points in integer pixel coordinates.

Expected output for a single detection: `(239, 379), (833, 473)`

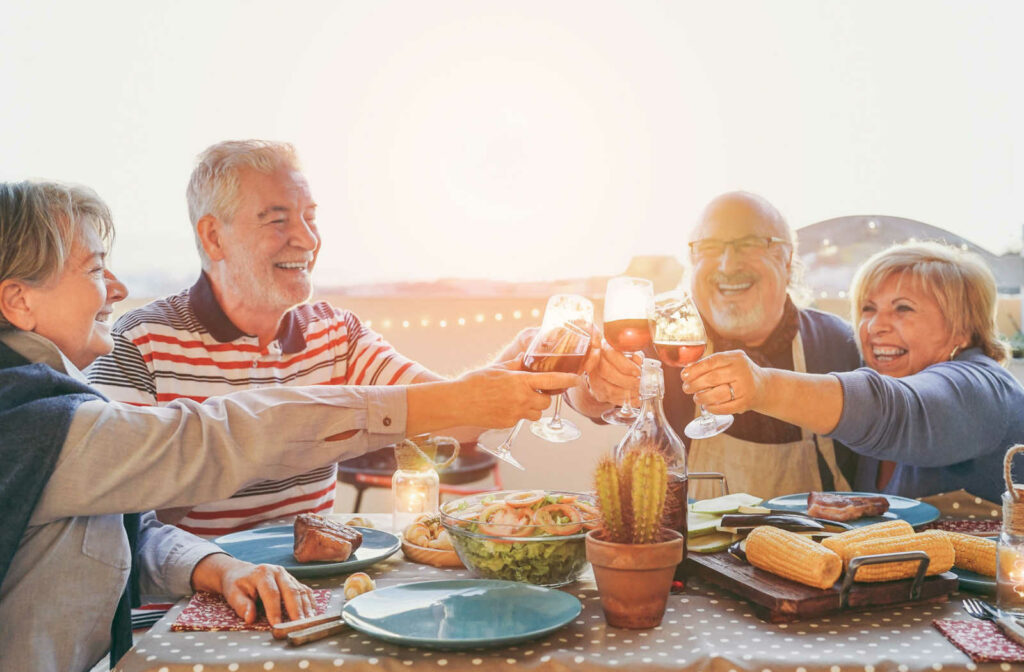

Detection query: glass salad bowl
(439, 489), (600, 587)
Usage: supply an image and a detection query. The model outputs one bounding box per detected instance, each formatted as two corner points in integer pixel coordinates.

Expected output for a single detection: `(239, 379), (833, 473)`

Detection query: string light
(820, 291), (828, 298)
(494, 313), (503, 321)
(457, 317), (466, 326)
(420, 318), (430, 327)
(382, 319), (392, 329)
(531, 308), (541, 318)
(439, 320), (447, 328)
(513, 310), (522, 319)
(402, 320), (410, 328)
(365, 320), (373, 328)
(475, 314), (484, 323)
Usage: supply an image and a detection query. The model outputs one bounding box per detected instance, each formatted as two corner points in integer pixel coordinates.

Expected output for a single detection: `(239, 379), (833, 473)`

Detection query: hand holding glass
(650, 290), (733, 439)
(478, 294), (595, 468)
(601, 277), (653, 425)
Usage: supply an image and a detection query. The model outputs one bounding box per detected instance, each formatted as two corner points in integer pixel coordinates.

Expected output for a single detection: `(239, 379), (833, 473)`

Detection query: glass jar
(392, 467), (440, 532)
(997, 491), (1024, 614)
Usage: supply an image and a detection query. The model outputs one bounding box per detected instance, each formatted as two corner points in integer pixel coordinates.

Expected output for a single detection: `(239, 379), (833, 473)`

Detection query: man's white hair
(186, 140), (301, 268)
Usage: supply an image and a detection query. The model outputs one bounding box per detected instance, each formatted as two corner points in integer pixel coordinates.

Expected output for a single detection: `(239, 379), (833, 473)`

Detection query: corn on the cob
(745, 526), (842, 590)
(843, 530), (955, 582)
(820, 519), (914, 558)
(945, 531), (997, 577)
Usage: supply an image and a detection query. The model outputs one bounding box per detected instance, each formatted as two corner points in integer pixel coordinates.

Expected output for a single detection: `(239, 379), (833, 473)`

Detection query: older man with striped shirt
(87, 140), (450, 538)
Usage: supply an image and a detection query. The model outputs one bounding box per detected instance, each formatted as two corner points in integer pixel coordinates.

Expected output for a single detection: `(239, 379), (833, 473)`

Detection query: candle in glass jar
(997, 489), (1024, 615)
(392, 467), (440, 532)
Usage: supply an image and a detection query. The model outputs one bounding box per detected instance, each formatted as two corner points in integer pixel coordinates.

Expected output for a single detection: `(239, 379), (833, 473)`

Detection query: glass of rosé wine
(479, 294), (595, 468)
(600, 277), (654, 425)
(650, 289), (733, 439)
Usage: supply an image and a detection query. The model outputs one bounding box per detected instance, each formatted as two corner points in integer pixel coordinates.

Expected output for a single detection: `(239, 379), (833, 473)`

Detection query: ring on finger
(727, 383), (735, 401)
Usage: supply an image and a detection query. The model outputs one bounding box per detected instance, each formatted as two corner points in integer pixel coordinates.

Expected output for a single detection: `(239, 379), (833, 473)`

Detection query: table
(114, 515), (1005, 672)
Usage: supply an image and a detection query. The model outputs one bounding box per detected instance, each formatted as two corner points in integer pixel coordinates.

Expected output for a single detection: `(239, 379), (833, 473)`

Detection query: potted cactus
(585, 442), (684, 629)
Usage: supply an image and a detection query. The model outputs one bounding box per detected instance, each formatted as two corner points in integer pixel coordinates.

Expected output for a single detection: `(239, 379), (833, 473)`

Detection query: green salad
(441, 490), (599, 586)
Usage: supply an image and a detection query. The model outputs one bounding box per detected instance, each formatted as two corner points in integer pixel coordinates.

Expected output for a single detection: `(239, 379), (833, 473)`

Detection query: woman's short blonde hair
(185, 140), (301, 268)
(0, 181), (114, 329)
(849, 240), (1009, 364)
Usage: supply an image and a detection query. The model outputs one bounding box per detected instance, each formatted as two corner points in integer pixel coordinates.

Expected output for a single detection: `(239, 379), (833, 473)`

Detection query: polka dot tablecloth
(114, 515), (1009, 672)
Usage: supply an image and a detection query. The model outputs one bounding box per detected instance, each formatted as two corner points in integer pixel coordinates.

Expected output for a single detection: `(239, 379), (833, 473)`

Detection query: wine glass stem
(502, 419), (526, 448)
(620, 351), (636, 412)
(698, 405), (715, 425)
(548, 395), (565, 430)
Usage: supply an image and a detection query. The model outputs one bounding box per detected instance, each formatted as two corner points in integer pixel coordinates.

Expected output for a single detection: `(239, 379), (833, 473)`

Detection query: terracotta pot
(585, 528), (684, 629)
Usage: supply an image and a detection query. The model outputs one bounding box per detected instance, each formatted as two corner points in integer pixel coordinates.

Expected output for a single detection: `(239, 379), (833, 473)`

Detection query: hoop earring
(949, 345), (960, 361)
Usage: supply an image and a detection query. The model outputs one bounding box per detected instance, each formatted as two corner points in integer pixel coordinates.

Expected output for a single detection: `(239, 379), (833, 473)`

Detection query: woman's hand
(681, 350), (768, 414)
(191, 553), (316, 625)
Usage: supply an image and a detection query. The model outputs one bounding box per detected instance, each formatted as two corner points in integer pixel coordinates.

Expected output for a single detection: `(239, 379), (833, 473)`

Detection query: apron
(688, 331), (852, 500)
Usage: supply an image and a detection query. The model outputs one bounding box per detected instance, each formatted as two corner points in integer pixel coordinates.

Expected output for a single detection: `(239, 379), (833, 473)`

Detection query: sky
(1, 0), (1021, 290)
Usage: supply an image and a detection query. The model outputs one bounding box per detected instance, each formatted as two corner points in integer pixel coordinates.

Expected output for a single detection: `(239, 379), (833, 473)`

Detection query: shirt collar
(0, 329), (88, 382)
(187, 272), (307, 354)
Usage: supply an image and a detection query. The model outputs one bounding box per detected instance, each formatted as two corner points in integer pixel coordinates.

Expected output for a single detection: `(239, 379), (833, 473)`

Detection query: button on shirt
(0, 329), (409, 672)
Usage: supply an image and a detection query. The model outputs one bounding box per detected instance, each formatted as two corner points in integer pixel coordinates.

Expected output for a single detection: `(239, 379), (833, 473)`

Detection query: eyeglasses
(688, 235), (790, 258)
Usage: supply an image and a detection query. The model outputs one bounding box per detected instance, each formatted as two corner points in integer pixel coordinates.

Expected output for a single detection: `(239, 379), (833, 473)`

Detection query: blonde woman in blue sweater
(682, 241), (1024, 504)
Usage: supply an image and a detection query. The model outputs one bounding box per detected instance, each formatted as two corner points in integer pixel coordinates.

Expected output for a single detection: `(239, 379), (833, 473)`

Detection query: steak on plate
(293, 513), (363, 563)
(806, 491), (890, 522)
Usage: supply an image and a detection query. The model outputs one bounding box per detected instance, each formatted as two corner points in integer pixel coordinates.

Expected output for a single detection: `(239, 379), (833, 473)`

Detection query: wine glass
(524, 294), (594, 442)
(601, 277), (654, 425)
(650, 289), (733, 439)
(477, 294), (595, 467)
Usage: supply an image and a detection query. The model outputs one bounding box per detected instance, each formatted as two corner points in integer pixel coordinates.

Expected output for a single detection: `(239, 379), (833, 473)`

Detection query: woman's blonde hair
(0, 181), (114, 329)
(185, 140), (301, 268)
(849, 240), (1009, 364)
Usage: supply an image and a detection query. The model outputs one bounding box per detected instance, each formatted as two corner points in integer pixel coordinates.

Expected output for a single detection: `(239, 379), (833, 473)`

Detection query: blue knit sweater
(830, 348), (1024, 503)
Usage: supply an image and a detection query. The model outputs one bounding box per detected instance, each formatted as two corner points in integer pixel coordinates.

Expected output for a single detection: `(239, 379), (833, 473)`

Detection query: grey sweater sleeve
(31, 384), (407, 524)
(827, 353), (1020, 468)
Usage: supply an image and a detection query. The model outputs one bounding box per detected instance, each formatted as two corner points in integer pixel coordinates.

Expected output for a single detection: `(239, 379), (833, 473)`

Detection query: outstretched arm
(681, 350), (844, 434)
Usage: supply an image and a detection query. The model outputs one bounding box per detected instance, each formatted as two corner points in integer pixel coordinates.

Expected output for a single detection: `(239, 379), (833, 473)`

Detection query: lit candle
(392, 466), (440, 532)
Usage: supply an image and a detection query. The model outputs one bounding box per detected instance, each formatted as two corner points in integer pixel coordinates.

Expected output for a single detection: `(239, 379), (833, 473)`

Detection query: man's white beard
(709, 301), (767, 344)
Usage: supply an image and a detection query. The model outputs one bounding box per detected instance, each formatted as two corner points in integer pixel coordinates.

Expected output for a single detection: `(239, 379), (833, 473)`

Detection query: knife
(272, 612), (348, 645)
(980, 600), (1024, 647)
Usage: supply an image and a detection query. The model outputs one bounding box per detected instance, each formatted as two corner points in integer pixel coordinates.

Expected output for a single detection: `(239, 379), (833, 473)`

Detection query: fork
(962, 597), (1024, 646)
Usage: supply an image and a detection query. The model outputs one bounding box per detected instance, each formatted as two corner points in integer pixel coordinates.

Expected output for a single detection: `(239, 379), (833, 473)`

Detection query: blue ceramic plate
(213, 525), (400, 578)
(341, 579), (581, 649)
(954, 568), (996, 594)
(763, 492), (940, 528)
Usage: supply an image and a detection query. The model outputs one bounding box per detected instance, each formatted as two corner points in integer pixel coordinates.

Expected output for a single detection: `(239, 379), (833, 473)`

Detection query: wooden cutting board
(684, 551), (959, 622)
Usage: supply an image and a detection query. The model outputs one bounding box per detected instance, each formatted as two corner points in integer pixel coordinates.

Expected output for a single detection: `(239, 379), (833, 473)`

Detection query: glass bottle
(997, 490), (1024, 614)
(613, 358), (689, 585)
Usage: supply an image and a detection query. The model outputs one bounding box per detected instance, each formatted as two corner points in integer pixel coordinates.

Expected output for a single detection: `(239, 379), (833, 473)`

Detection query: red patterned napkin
(933, 619), (1024, 662)
(919, 519), (1000, 536)
(171, 589), (332, 632)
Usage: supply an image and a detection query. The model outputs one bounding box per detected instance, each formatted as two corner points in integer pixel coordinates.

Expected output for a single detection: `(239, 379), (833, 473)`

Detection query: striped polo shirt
(86, 273), (426, 538)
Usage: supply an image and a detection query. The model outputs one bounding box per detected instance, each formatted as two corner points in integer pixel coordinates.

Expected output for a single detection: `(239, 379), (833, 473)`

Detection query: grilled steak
(806, 491), (890, 522)
(293, 513), (363, 563)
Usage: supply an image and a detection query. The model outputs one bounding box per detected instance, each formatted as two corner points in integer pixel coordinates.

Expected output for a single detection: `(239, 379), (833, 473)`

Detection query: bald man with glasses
(672, 191), (865, 498)
(572, 191), (863, 499)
